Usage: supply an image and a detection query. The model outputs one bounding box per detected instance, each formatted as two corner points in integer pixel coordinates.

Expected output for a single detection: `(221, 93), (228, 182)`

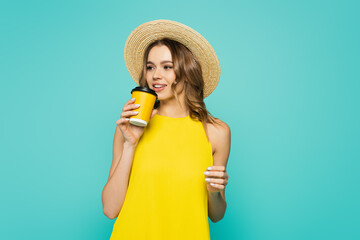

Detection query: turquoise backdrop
(1, 0), (359, 239)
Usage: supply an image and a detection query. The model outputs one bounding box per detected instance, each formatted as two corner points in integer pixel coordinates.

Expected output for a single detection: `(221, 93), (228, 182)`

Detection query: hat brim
(124, 19), (220, 98)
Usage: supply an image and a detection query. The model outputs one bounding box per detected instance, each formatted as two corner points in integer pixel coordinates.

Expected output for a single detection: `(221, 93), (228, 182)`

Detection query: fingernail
(131, 98), (135, 101)
(133, 111), (138, 114)
(204, 171), (210, 175)
(134, 104), (140, 107)
(207, 167), (213, 170)
(210, 183), (215, 186)
(205, 178), (210, 182)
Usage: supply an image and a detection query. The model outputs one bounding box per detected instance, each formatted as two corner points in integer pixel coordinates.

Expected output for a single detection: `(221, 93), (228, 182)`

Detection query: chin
(156, 93), (175, 101)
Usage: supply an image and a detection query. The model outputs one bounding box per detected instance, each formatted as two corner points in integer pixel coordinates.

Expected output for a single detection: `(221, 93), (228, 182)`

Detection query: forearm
(102, 143), (136, 219)
(208, 191), (227, 223)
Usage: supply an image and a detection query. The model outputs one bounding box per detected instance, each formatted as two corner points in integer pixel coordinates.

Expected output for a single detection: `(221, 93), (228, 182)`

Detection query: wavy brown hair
(138, 38), (216, 124)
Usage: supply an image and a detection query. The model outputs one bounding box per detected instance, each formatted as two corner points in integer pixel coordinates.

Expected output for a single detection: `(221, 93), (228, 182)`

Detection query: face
(146, 45), (181, 101)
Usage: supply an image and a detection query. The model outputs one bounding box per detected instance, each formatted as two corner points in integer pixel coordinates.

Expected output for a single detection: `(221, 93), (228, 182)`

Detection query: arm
(206, 120), (231, 223)
(101, 126), (136, 219)
(102, 99), (157, 219)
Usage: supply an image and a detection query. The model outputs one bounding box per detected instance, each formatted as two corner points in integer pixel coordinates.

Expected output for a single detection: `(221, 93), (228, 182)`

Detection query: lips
(153, 84), (167, 92)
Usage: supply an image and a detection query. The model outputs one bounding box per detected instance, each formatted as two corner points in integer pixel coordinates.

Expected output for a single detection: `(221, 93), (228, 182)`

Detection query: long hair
(138, 38), (216, 124)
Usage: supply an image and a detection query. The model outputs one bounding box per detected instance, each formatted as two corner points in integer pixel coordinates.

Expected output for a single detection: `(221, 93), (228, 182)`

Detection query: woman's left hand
(204, 166), (229, 192)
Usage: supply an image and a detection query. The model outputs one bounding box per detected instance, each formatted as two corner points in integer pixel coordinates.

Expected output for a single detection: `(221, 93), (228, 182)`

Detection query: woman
(102, 20), (231, 239)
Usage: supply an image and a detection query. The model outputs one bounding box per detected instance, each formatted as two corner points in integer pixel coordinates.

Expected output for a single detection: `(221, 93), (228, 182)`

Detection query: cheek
(167, 71), (176, 82)
(145, 72), (152, 83)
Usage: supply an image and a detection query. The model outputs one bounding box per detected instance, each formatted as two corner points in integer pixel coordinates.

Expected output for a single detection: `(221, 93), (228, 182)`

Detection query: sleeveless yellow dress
(110, 114), (213, 239)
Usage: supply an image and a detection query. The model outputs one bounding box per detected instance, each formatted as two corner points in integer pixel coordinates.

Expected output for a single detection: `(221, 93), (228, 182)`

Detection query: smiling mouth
(153, 84), (167, 91)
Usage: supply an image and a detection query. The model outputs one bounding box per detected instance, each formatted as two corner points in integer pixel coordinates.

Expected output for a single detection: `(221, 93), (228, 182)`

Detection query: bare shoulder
(207, 118), (231, 140)
(206, 118), (231, 155)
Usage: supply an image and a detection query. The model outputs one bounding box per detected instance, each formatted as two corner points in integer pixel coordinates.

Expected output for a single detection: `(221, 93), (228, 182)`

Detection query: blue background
(1, 0), (359, 239)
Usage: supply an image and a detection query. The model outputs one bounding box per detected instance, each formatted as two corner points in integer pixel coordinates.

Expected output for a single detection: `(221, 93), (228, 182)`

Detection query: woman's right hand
(116, 98), (157, 146)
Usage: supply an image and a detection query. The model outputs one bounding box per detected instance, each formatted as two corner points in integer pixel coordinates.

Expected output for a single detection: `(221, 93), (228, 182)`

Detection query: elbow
(103, 207), (119, 220)
(102, 196), (120, 219)
(210, 214), (225, 223)
(209, 202), (227, 223)
(102, 188), (121, 219)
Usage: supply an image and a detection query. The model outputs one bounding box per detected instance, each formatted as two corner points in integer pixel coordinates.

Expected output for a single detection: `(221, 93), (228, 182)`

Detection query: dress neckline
(154, 114), (190, 120)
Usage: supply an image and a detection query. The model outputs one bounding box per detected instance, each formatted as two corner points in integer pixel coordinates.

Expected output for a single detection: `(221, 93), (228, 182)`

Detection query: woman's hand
(116, 98), (157, 146)
(204, 166), (229, 193)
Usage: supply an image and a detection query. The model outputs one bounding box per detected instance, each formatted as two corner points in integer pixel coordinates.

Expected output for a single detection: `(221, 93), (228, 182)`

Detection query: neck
(157, 94), (188, 118)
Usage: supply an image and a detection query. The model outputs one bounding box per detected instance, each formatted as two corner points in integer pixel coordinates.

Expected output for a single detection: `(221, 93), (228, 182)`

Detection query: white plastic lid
(129, 118), (148, 127)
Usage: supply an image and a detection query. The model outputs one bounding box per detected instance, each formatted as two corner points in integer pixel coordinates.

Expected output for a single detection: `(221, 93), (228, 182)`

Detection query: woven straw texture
(124, 19), (221, 98)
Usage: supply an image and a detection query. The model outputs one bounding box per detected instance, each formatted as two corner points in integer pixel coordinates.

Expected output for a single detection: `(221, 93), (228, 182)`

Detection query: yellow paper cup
(129, 87), (157, 127)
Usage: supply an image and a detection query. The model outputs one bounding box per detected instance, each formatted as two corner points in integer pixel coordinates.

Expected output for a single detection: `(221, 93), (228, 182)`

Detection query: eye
(164, 65), (173, 70)
(146, 66), (154, 70)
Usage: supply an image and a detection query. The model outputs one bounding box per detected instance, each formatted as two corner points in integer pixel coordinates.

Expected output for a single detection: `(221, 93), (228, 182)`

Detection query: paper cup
(129, 87), (157, 127)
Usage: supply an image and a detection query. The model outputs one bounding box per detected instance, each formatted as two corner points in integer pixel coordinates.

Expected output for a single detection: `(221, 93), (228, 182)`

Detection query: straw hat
(124, 19), (221, 98)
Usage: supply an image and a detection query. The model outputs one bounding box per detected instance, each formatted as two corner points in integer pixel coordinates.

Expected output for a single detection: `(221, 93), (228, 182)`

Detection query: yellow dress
(110, 114), (213, 239)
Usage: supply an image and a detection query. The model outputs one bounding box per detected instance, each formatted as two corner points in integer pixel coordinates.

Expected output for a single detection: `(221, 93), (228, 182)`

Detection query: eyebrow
(147, 61), (173, 64)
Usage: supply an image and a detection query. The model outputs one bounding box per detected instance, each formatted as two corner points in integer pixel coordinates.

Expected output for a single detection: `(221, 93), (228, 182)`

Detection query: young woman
(102, 20), (231, 240)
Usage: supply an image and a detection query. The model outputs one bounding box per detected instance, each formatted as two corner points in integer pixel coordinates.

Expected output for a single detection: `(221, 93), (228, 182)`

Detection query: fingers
(208, 183), (225, 190)
(122, 98), (140, 111)
(116, 118), (130, 125)
(125, 98), (135, 105)
(121, 110), (138, 118)
(117, 98), (140, 125)
(204, 170), (228, 179)
(204, 165), (229, 191)
(123, 103), (140, 112)
(206, 166), (226, 171)
(205, 177), (228, 186)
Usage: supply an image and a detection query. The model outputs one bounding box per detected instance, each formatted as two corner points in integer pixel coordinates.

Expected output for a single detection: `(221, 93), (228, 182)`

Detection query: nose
(152, 68), (162, 80)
